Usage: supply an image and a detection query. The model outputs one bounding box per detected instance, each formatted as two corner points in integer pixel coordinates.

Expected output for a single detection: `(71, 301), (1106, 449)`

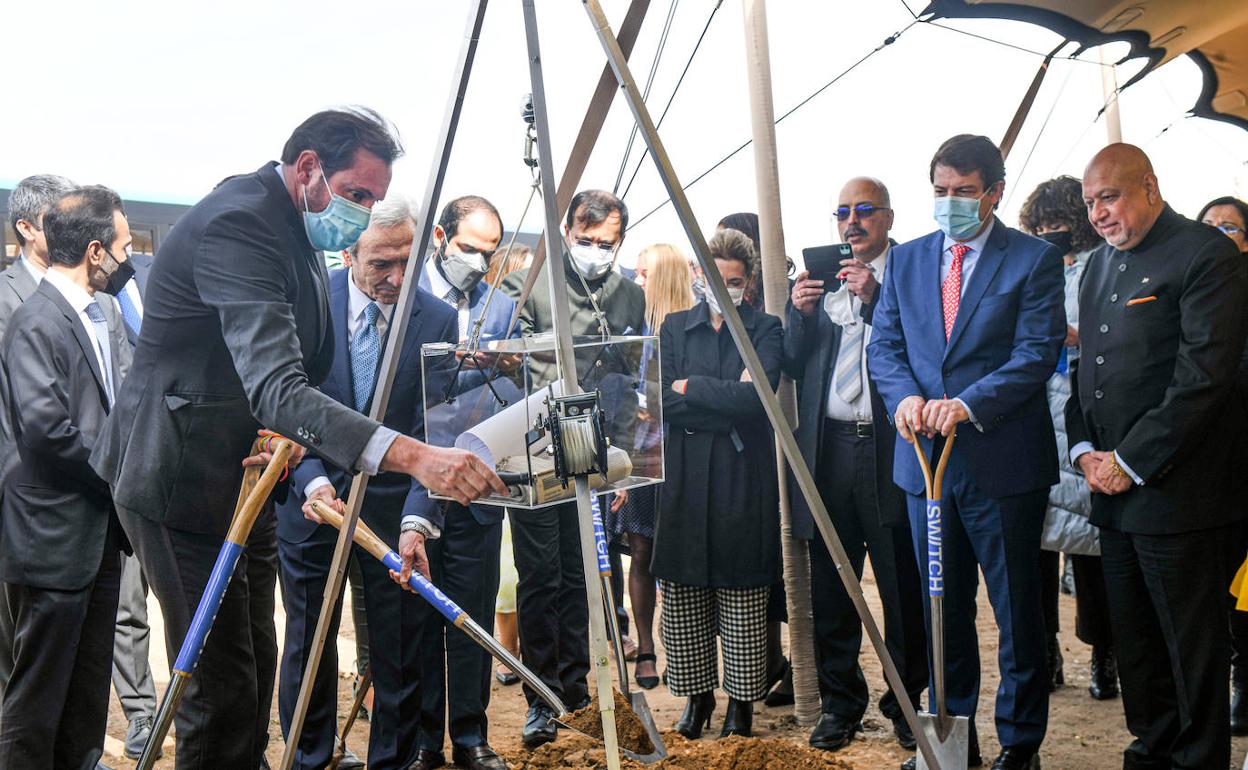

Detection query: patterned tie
(942, 243), (969, 341)
(446, 287), (469, 340)
(115, 287), (142, 338)
(351, 302), (382, 412)
(84, 301), (114, 406)
(833, 309), (864, 403)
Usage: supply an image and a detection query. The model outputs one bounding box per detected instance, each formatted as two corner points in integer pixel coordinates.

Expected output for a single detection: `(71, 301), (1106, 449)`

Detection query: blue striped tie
(351, 302), (382, 412)
(116, 287), (142, 338)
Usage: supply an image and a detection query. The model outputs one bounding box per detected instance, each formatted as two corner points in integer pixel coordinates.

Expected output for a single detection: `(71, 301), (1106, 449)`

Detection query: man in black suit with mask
(0, 185), (133, 769)
(91, 108), (504, 769)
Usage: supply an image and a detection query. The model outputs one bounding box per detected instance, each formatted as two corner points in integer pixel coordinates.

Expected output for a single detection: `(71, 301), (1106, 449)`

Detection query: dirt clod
(561, 689), (654, 755)
(505, 733), (855, 770)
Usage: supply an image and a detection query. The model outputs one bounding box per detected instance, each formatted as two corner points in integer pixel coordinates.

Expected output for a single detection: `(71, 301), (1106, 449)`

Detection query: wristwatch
(401, 519), (434, 539)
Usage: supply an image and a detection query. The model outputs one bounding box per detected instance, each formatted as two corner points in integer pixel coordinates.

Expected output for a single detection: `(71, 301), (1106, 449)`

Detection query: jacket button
(1096, 355), (1105, 365)
(1094, 389), (1104, 399)
(1110, 293), (1118, 303)
(943, 369), (952, 377)
(1100, 324), (1109, 333)
(1118, 263), (1127, 272)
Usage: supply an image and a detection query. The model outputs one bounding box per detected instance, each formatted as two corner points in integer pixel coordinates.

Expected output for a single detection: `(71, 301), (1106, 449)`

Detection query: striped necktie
(351, 302), (382, 412)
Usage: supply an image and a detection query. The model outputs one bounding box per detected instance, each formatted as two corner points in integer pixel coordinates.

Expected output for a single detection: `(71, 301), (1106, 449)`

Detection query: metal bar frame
(580, 0), (942, 766)
(278, 3), (491, 767)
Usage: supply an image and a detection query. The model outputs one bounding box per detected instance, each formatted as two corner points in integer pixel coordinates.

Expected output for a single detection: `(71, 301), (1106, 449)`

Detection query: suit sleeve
(682, 315), (784, 418)
(660, 317), (731, 433)
(955, 246), (1065, 428)
(193, 209), (378, 473)
(101, 296), (133, 382)
(500, 270), (538, 337)
(399, 309), (461, 533)
(1117, 240), (1248, 481)
(3, 321), (108, 492)
(782, 302), (817, 381)
(866, 250), (923, 416)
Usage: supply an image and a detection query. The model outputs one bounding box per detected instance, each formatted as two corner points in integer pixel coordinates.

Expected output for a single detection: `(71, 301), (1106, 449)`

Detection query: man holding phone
(784, 178), (928, 754)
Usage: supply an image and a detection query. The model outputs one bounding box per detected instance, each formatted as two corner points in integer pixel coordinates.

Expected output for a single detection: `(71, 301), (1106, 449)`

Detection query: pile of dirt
(505, 734), (856, 770)
(561, 689), (655, 755)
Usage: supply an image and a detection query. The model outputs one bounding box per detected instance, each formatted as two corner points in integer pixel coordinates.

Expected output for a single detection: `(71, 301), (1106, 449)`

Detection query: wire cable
(613, 0), (680, 194)
(627, 20), (917, 232)
(619, 0), (725, 200)
(1002, 62), (1076, 211)
(921, 19), (1106, 67)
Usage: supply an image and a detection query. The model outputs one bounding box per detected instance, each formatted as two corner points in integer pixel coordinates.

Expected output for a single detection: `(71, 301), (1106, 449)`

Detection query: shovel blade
(623, 691), (667, 764)
(915, 712), (969, 770)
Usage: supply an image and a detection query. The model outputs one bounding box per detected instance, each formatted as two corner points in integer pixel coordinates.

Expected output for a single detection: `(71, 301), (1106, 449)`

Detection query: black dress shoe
(674, 692), (716, 739)
(1046, 634), (1064, 691)
(1233, 681), (1248, 736)
(1089, 645), (1119, 701)
(763, 661), (794, 707)
(891, 714), (917, 750)
(990, 747), (1040, 769)
(522, 705), (558, 749)
(337, 747), (366, 770)
(452, 744), (509, 770)
(809, 712), (861, 751)
(634, 652), (660, 690)
(719, 698), (753, 738)
(408, 748), (447, 770)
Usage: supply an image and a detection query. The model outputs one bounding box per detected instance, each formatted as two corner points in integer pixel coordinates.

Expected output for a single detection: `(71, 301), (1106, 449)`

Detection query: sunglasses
(834, 203), (889, 222)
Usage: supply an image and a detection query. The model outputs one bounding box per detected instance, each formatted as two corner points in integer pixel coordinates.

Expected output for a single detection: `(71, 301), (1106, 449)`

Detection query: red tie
(942, 243), (968, 341)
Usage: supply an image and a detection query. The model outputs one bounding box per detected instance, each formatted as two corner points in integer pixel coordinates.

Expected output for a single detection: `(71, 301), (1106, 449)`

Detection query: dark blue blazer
(867, 221), (1065, 498)
(277, 268), (458, 545)
(418, 269), (519, 525)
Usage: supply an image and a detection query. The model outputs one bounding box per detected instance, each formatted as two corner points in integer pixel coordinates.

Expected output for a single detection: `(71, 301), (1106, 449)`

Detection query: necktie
(115, 286), (142, 338)
(84, 301), (114, 406)
(942, 243), (969, 341)
(351, 302), (381, 412)
(446, 287), (469, 340)
(833, 304), (864, 404)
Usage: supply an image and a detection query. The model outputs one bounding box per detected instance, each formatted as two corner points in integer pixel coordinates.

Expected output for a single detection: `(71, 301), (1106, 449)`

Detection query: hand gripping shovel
(587, 496), (666, 763)
(137, 435), (295, 770)
(911, 426), (968, 770)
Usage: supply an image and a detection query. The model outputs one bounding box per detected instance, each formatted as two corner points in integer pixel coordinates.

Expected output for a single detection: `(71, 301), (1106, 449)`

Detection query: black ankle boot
(720, 698), (753, 738)
(674, 692), (716, 739)
(1089, 645), (1119, 700)
(1233, 679), (1248, 735)
(1046, 634), (1064, 691)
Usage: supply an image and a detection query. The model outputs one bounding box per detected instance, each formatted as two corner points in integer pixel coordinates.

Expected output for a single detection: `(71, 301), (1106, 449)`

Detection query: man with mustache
(786, 177), (928, 754)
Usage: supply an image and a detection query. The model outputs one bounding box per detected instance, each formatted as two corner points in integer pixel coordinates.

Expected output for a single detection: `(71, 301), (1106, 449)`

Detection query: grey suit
(0, 259), (128, 705)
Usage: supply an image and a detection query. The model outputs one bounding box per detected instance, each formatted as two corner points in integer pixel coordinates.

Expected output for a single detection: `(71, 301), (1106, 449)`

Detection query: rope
(613, 0), (681, 194)
(1002, 62), (1076, 211)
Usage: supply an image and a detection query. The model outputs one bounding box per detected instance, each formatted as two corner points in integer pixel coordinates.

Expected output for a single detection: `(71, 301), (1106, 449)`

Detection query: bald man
(1067, 143), (1248, 769)
(785, 177), (928, 753)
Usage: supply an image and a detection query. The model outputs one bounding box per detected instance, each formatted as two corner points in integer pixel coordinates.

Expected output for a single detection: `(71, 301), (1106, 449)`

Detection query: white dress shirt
(42, 269), (113, 402)
(823, 248), (887, 421)
(424, 259), (471, 340)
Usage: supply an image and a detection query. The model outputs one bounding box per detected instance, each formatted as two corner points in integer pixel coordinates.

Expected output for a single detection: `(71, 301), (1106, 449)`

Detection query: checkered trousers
(658, 581), (769, 700)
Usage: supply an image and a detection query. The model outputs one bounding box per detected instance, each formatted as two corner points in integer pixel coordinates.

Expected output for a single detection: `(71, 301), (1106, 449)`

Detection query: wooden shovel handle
(308, 500), (391, 563)
(224, 436), (294, 546)
(909, 425), (957, 501)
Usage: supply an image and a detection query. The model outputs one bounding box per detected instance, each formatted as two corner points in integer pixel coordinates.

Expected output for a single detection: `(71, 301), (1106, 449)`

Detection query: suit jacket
(0, 281), (127, 590)
(1066, 206), (1248, 534)
(868, 221), (1065, 498)
(91, 163), (380, 536)
(278, 268), (458, 545)
(783, 291), (906, 532)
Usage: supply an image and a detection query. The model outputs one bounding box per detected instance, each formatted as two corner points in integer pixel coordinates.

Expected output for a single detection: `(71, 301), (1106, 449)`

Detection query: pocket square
(1126, 295), (1157, 307)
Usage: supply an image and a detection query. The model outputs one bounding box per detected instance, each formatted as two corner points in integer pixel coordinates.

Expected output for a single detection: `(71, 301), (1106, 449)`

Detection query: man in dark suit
(0, 185), (133, 769)
(500, 190), (645, 748)
(869, 135), (1065, 770)
(89, 109), (503, 769)
(1067, 143), (1248, 770)
(413, 195), (517, 770)
(785, 177), (927, 753)
(276, 197), (458, 770)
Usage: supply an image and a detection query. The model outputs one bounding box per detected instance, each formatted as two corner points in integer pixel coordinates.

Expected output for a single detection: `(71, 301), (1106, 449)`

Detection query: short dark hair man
(1069, 143), (1248, 769)
(89, 108), (504, 768)
(0, 185), (133, 769)
(869, 135), (1065, 770)
(786, 177), (928, 753)
(499, 189), (645, 748)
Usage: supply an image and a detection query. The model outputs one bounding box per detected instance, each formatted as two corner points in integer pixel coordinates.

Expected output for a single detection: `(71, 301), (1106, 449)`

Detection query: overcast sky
(3, 1), (1246, 269)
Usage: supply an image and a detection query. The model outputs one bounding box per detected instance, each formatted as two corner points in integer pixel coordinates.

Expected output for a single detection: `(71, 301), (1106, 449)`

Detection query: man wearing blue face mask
(90, 108), (504, 770)
(868, 135), (1065, 770)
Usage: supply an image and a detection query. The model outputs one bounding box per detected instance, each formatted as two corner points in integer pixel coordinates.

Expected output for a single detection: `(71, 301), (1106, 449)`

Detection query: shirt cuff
(358, 426), (400, 475)
(954, 398), (983, 432)
(1115, 450), (1144, 486)
(1070, 441), (1094, 468)
(303, 476), (333, 500)
(401, 515), (442, 540)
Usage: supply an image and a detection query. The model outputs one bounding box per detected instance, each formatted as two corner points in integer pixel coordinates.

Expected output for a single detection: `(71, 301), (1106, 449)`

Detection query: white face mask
(705, 286), (745, 317)
(567, 238), (616, 280)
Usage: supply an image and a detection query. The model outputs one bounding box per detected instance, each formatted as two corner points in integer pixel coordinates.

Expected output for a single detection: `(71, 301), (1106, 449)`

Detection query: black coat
(782, 293), (907, 533)
(91, 163), (380, 536)
(1066, 205), (1248, 535)
(651, 301), (783, 588)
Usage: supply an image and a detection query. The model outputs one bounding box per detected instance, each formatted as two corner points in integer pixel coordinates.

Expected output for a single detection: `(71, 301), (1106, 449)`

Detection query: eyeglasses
(572, 238), (617, 254)
(1217, 223), (1243, 236)
(834, 203), (889, 222)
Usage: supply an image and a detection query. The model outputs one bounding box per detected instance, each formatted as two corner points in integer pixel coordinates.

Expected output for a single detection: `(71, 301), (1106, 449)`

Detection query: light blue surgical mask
(302, 163), (372, 252)
(933, 192), (989, 241)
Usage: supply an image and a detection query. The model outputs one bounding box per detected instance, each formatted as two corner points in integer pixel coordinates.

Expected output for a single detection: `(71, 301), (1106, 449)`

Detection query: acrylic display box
(421, 333), (663, 509)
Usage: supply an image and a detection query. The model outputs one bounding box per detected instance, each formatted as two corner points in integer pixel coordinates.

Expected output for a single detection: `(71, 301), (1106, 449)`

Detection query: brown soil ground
(102, 560), (1248, 769)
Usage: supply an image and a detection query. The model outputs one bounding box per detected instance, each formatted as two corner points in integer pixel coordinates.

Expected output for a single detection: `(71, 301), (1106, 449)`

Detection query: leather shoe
(522, 705), (558, 749)
(1046, 635), (1064, 691)
(989, 747), (1040, 769)
(337, 748), (365, 770)
(809, 712), (861, 751)
(407, 748), (446, 770)
(719, 698), (753, 738)
(891, 714), (917, 750)
(1089, 645), (1119, 701)
(452, 744), (509, 770)
(124, 714), (159, 759)
(1233, 681), (1248, 735)
(674, 692), (716, 739)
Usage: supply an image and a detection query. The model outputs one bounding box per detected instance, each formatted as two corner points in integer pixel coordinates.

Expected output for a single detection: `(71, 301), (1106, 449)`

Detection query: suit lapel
(944, 225), (1007, 357)
(392, 296), (423, 374)
(917, 233), (947, 356)
(5, 262), (38, 303)
(39, 283), (110, 408)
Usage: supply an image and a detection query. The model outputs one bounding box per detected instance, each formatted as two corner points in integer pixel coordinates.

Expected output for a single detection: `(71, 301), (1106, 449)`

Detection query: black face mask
(1040, 230), (1073, 255)
(98, 248), (137, 297)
